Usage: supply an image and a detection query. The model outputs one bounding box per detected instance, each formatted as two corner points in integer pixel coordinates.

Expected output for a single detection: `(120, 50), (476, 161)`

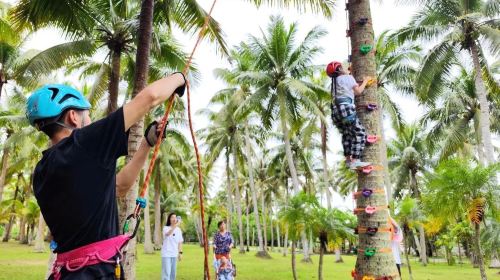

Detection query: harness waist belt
(335, 97), (353, 104)
(52, 234), (131, 280)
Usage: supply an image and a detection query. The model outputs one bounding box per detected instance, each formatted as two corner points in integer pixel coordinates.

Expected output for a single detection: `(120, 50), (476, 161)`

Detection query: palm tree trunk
(320, 121), (332, 209)
(278, 96), (300, 193)
(403, 227), (414, 280)
(379, 105), (393, 201)
(232, 145), (245, 254)
(261, 193), (268, 251)
(318, 237), (326, 280)
(276, 220), (281, 249)
(410, 172), (427, 266)
(33, 213), (46, 253)
(474, 223), (488, 280)
(0, 133), (11, 203)
(417, 224), (427, 265)
(470, 43), (495, 165)
(3, 178), (19, 242)
(244, 125), (266, 256)
(107, 49), (122, 115)
(143, 193), (154, 254)
(270, 212), (274, 251)
(245, 191), (250, 252)
(300, 231), (311, 262)
(291, 241), (298, 280)
(0, 72), (5, 100)
(118, 0), (154, 278)
(225, 154), (233, 231)
(153, 164), (162, 250)
(283, 228), (289, 257)
(348, 0), (398, 278)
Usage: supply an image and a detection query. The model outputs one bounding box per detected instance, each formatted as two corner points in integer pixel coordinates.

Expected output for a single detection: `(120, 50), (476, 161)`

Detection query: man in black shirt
(26, 73), (186, 279)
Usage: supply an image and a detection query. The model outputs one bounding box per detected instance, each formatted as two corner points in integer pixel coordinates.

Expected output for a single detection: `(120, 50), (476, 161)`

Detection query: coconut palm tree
(388, 123), (430, 265)
(211, 45), (270, 257)
(421, 65), (500, 163)
(347, 0), (398, 277)
(236, 17), (326, 261)
(394, 197), (425, 280)
(311, 207), (354, 280)
(425, 159), (499, 280)
(279, 192), (318, 280)
(396, 0), (500, 165)
(236, 15), (326, 194)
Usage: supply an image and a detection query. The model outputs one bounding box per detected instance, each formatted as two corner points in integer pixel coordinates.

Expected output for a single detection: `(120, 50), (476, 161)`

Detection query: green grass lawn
(0, 242), (497, 279)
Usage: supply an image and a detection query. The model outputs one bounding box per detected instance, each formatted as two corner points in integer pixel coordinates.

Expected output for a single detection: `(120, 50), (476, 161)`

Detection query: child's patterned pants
(331, 102), (367, 159)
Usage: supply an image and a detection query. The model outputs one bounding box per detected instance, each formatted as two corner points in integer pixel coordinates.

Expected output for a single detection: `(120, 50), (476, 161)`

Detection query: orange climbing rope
(130, 1), (218, 279)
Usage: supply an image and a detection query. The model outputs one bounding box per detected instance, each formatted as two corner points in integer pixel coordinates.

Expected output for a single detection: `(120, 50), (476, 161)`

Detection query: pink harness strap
(52, 234), (131, 280)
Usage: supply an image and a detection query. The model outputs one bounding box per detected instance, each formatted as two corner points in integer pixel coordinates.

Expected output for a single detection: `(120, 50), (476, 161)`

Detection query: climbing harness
(51, 235), (131, 280)
(122, 0), (218, 279)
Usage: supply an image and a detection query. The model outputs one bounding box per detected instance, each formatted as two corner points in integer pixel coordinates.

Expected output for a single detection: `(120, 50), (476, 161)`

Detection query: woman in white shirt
(162, 213), (184, 280)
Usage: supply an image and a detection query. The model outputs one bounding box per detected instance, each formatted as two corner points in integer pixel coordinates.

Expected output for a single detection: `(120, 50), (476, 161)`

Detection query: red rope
(133, 0), (218, 278)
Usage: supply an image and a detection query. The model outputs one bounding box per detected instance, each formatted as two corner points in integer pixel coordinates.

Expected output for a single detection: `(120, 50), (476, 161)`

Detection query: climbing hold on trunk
(360, 44), (373, 55)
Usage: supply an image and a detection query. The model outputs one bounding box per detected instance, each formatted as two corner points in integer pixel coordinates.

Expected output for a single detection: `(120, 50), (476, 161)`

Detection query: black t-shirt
(34, 108), (129, 253)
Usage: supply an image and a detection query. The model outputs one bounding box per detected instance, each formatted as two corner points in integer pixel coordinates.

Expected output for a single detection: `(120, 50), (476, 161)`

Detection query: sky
(3, 0), (421, 210)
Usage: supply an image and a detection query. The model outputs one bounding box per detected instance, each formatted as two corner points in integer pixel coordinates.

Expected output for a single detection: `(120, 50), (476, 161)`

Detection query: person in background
(162, 213), (184, 280)
(390, 217), (403, 277)
(213, 221), (233, 260)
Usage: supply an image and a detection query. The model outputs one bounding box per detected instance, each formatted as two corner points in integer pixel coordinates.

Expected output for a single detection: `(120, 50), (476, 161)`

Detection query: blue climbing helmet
(26, 84), (91, 128)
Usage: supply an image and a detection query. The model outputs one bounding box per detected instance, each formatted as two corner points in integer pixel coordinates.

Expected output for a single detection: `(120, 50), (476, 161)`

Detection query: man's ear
(65, 110), (80, 128)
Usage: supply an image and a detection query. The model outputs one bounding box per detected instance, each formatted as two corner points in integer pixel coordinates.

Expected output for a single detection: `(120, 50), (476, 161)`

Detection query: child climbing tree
(346, 1), (400, 279)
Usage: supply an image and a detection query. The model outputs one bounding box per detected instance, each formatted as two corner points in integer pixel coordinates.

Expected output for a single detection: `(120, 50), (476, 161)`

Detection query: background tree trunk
(232, 147), (245, 253)
(283, 229), (289, 257)
(279, 100), (300, 193)
(417, 224), (427, 265)
(318, 236), (326, 280)
(143, 194), (154, 254)
(379, 105), (393, 201)
(320, 121), (332, 209)
(474, 223), (488, 280)
(349, 0), (399, 278)
(470, 43), (495, 165)
(245, 191), (250, 252)
(403, 229), (414, 280)
(0, 132), (11, 203)
(244, 126), (266, 256)
(261, 193), (268, 251)
(3, 178), (19, 242)
(107, 49), (122, 115)
(118, 0), (154, 278)
(291, 241), (298, 280)
(33, 213), (46, 253)
(225, 156), (233, 232)
(153, 164), (162, 250)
